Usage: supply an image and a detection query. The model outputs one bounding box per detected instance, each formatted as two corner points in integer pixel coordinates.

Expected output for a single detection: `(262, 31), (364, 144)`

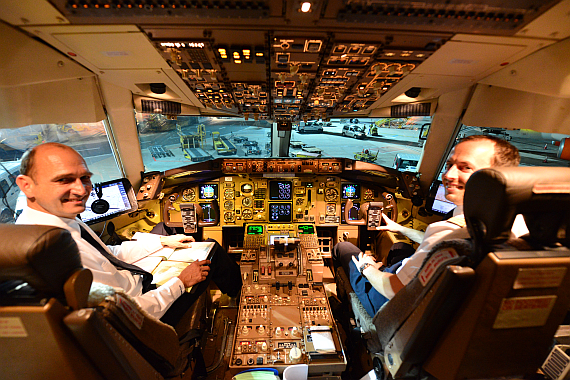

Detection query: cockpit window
(0, 121), (121, 223)
(135, 112), (431, 173)
(135, 113), (273, 172)
(435, 124), (570, 180)
(457, 125), (570, 168)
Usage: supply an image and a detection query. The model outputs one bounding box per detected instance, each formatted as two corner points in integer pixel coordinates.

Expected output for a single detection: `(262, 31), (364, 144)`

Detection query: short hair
(19, 148), (36, 177)
(458, 134), (520, 167)
(20, 142), (79, 178)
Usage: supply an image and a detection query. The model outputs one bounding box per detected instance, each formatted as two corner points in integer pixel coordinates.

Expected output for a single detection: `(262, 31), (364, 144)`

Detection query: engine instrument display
(269, 181), (292, 201)
(269, 203), (292, 222)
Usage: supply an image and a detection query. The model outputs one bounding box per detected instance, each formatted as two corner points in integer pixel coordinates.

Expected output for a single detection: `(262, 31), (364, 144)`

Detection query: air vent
(542, 345), (570, 380)
(391, 102), (430, 117)
(141, 99), (182, 115)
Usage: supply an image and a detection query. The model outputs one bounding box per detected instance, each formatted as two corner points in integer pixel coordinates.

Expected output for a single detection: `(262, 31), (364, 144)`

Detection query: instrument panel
(163, 173), (396, 228)
(230, 223), (346, 375)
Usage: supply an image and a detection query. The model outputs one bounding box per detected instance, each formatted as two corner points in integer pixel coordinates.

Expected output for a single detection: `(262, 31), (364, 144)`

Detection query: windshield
(433, 124), (570, 179)
(136, 113), (430, 172)
(456, 125), (570, 168)
(0, 121), (121, 223)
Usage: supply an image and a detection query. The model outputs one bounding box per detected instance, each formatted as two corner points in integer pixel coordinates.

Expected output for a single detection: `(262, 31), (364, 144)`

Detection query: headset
(90, 183), (110, 214)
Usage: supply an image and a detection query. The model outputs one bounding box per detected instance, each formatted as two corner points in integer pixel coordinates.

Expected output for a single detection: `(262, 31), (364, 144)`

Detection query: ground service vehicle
(298, 122), (324, 134)
(354, 149), (379, 163)
(2, 0), (570, 379)
(342, 125), (367, 139)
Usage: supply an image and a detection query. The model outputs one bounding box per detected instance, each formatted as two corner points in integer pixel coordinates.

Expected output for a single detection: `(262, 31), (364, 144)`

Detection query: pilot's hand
(178, 259), (211, 287)
(160, 234), (195, 249)
(376, 213), (402, 233)
(351, 252), (377, 274)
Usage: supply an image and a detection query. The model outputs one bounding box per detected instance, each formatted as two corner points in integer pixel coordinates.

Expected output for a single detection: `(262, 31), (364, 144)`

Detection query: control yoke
(344, 199), (385, 230)
(165, 198), (220, 233)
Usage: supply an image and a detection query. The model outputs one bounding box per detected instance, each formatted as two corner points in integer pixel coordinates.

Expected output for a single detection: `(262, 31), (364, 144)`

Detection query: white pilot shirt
(16, 206), (186, 319)
(395, 205), (529, 286)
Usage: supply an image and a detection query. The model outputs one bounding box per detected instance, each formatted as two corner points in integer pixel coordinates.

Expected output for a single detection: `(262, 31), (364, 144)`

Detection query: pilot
(335, 135), (528, 317)
(14, 142), (241, 325)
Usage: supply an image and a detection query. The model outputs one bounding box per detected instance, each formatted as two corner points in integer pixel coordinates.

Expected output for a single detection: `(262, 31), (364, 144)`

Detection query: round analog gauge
(296, 198), (304, 206)
(324, 188), (338, 202)
(182, 188), (195, 201)
(241, 183), (253, 194)
(224, 200), (234, 210)
(363, 188), (374, 201)
(224, 188), (235, 200)
(242, 209), (253, 219)
(326, 204), (336, 216)
(242, 197), (253, 207)
(224, 212), (235, 223)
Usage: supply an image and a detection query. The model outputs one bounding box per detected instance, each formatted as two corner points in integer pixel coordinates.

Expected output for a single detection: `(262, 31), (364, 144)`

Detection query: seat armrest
(64, 268), (93, 310)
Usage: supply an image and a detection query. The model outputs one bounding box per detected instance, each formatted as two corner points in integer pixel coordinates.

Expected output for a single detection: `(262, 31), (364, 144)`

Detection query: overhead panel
(336, 0), (560, 35)
(52, 31), (168, 70)
(38, 0), (565, 121)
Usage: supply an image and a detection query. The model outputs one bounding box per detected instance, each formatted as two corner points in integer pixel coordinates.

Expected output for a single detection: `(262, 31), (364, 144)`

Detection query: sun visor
(0, 76), (106, 129)
(464, 84), (570, 134)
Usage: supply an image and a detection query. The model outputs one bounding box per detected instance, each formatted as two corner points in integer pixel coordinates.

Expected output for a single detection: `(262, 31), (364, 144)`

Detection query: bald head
(16, 143), (93, 219)
(20, 142), (84, 180)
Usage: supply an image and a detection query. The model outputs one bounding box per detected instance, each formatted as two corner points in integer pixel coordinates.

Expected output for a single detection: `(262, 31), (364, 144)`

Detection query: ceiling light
(300, 2), (311, 13)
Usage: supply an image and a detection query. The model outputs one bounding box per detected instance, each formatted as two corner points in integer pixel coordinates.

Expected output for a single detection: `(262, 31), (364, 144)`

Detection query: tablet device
(81, 178), (138, 224)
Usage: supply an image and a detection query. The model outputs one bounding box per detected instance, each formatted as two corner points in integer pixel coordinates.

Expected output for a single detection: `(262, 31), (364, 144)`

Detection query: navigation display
(199, 184), (218, 199)
(81, 178), (137, 224)
(269, 181), (292, 200)
(341, 183), (360, 199)
(268, 203), (292, 222)
(341, 202), (360, 224)
(199, 202), (217, 222)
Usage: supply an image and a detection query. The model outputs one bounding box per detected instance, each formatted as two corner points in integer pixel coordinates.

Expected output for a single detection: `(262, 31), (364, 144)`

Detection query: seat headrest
(464, 167), (570, 245)
(0, 224), (81, 298)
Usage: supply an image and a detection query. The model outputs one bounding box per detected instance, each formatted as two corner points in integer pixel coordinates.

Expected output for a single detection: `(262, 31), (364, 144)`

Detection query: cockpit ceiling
(45, 0), (560, 121)
(52, 0), (558, 34)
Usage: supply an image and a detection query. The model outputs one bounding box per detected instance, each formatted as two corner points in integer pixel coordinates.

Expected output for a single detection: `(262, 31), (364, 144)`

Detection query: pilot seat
(335, 166), (570, 379)
(0, 224), (208, 380)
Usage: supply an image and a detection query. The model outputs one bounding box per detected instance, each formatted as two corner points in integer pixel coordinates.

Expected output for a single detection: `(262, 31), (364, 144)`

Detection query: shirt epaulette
(447, 215), (466, 228)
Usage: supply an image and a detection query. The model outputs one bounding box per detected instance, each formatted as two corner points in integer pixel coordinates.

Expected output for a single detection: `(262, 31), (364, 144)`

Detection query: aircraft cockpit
(3, 0), (570, 378)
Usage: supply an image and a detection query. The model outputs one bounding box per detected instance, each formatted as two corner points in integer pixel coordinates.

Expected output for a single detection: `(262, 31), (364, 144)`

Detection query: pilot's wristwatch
(359, 262), (373, 275)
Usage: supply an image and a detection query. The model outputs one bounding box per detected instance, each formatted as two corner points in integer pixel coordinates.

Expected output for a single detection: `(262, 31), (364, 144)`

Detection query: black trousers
(150, 223), (242, 326)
